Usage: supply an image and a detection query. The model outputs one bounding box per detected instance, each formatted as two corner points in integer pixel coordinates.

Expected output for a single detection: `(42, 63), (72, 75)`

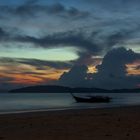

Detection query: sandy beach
(0, 106), (140, 140)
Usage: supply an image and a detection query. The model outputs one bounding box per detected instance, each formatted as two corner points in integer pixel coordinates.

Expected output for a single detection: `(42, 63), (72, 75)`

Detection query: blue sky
(0, 0), (139, 89)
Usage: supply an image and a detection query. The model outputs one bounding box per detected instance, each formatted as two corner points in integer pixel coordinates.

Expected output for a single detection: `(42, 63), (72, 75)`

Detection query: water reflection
(0, 93), (140, 113)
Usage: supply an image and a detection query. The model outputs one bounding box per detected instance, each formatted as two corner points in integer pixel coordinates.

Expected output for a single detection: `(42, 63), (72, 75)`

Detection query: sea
(0, 93), (140, 114)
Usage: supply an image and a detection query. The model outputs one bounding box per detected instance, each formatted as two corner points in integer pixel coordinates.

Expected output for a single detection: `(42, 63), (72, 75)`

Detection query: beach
(0, 106), (140, 140)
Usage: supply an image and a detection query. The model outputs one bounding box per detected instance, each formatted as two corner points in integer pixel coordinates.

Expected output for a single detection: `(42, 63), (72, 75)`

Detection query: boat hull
(72, 95), (111, 103)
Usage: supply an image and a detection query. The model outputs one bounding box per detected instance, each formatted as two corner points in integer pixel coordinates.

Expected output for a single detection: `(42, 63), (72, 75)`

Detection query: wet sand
(0, 106), (140, 140)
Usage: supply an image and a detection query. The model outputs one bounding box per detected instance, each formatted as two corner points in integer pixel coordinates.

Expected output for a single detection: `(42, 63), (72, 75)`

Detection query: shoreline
(0, 105), (140, 140)
(0, 103), (139, 116)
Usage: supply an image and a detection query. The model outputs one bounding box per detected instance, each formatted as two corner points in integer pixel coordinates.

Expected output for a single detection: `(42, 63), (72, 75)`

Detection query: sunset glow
(126, 60), (140, 76)
(88, 66), (98, 73)
(0, 0), (139, 90)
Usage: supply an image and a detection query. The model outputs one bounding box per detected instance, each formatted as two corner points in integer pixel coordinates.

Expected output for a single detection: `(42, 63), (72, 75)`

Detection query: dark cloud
(0, 25), (139, 67)
(0, 28), (6, 36)
(58, 47), (140, 89)
(96, 47), (140, 77)
(58, 65), (88, 87)
(13, 30), (104, 67)
(105, 31), (130, 50)
(0, 3), (90, 19)
(0, 0), (140, 90)
(91, 47), (140, 89)
(0, 23), (139, 67)
(0, 26), (101, 64)
(97, 25), (140, 53)
(0, 27), (9, 41)
(14, 30), (101, 59)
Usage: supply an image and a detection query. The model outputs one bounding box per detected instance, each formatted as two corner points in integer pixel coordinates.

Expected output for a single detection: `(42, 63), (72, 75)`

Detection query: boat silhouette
(70, 93), (111, 103)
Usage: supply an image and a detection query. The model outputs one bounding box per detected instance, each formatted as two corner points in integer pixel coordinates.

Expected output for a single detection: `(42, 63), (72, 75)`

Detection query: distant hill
(9, 85), (140, 93)
(10, 85), (71, 93)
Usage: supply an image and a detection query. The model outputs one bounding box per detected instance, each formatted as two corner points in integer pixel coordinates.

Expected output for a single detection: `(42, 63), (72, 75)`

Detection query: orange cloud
(88, 66), (98, 73)
(10, 74), (44, 85)
(0, 64), (69, 85)
(126, 60), (140, 75)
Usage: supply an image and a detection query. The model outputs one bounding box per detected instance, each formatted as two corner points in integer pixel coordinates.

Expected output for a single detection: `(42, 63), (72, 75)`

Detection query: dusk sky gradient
(0, 0), (140, 90)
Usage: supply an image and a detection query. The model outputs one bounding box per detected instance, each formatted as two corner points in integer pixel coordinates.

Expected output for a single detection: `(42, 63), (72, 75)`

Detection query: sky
(0, 0), (140, 90)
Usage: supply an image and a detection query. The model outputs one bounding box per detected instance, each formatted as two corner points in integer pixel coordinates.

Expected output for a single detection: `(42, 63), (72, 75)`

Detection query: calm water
(0, 93), (140, 114)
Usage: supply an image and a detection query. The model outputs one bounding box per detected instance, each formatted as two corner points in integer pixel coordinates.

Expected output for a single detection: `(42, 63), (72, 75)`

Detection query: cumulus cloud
(58, 47), (140, 89)
(91, 47), (140, 89)
(58, 65), (88, 87)
(96, 47), (140, 77)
